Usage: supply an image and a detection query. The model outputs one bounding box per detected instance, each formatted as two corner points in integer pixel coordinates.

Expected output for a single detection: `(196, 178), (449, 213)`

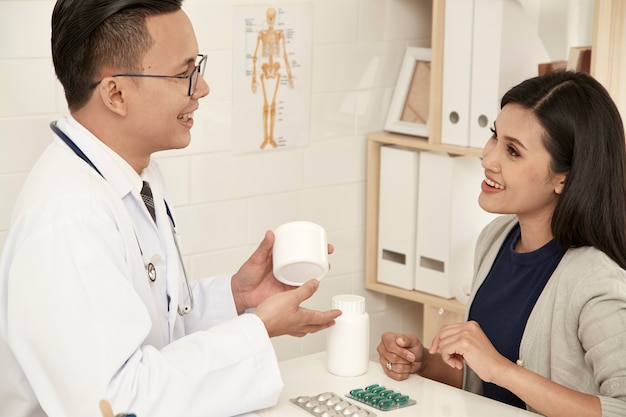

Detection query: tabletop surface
(257, 351), (536, 417)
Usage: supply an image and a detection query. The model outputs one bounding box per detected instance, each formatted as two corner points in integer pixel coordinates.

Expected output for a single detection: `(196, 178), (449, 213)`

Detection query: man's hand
(231, 230), (333, 314)
(254, 279), (342, 337)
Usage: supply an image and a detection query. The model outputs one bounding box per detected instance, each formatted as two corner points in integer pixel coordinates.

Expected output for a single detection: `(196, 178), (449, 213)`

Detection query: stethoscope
(50, 121), (194, 316)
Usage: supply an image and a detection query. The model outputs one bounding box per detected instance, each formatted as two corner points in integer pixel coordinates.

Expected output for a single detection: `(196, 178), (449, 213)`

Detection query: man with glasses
(90, 53), (208, 96)
(0, 1), (340, 416)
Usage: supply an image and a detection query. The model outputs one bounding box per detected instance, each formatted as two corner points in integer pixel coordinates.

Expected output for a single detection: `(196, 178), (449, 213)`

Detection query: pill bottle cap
(332, 294), (365, 315)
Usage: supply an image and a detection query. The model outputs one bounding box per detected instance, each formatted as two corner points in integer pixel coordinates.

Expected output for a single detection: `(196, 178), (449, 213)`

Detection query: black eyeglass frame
(90, 54), (207, 96)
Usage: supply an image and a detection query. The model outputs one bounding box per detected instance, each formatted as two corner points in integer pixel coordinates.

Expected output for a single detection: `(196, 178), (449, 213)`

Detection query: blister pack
(290, 391), (376, 417)
(346, 384), (417, 411)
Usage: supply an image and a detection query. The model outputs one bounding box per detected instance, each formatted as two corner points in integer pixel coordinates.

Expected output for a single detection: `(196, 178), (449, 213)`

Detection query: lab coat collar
(57, 116), (145, 202)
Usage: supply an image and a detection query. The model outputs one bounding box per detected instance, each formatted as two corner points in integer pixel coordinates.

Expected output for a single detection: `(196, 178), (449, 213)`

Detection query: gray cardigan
(463, 215), (626, 416)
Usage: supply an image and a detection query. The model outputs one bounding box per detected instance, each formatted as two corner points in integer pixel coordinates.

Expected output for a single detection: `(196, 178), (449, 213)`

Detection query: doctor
(0, 1), (341, 416)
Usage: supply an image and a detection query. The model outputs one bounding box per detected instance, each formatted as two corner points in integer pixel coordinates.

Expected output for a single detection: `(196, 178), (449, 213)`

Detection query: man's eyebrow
(182, 55), (202, 72)
(170, 56), (196, 72)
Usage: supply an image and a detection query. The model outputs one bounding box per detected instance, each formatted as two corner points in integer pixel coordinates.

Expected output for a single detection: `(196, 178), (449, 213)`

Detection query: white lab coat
(0, 116), (283, 417)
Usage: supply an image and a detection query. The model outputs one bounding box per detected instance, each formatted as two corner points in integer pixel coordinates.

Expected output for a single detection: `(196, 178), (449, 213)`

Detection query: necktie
(140, 181), (156, 223)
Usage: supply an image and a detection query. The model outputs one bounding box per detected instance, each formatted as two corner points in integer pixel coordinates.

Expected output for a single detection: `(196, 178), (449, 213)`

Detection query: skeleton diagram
(251, 7), (294, 149)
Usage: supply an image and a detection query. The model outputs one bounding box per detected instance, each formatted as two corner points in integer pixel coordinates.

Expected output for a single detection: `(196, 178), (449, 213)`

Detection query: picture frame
(384, 47), (432, 137)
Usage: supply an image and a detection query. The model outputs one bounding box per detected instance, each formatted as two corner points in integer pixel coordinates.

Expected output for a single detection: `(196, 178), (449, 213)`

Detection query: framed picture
(384, 47), (432, 137)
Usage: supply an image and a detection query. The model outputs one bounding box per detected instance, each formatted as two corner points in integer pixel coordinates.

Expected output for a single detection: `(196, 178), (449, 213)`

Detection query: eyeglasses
(91, 54), (207, 96)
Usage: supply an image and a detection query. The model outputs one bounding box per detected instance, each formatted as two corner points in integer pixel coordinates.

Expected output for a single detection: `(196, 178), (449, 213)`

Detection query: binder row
(441, 0), (550, 149)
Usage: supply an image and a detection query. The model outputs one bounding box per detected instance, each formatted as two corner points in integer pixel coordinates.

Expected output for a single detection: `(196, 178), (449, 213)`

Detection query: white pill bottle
(326, 294), (370, 376)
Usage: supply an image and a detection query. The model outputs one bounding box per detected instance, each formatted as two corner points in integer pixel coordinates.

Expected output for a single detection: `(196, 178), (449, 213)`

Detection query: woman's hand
(377, 332), (425, 380)
(429, 320), (510, 383)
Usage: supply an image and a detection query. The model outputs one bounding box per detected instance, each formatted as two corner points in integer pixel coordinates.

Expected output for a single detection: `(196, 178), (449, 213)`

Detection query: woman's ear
(554, 173), (567, 195)
(97, 77), (128, 117)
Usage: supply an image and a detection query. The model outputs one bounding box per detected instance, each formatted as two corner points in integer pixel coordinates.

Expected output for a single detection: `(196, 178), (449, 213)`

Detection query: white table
(257, 352), (536, 417)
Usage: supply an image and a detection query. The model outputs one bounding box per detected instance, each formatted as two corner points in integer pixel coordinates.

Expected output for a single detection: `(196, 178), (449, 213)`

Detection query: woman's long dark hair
(501, 70), (626, 268)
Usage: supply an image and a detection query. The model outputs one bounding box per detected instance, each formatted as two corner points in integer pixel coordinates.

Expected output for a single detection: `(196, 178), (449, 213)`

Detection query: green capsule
(363, 393), (378, 403)
(388, 392), (402, 400)
(349, 388), (365, 397)
(364, 384), (379, 391)
(379, 389), (394, 398)
(395, 395), (410, 406)
(371, 386), (386, 394)
(356, 390), (369, 399)
(378, 399), (394, 410)
(368, 395), (379, 405)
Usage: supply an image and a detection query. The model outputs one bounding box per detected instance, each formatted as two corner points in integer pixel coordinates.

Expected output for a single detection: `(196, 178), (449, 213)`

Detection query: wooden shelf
(367, 131), (483, 157)
(365, 280), (465, 314)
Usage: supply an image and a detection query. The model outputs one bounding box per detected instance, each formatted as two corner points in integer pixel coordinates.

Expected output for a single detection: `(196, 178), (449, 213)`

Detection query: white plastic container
(326, 294), (370, 376)
(272, 221), (329, 286)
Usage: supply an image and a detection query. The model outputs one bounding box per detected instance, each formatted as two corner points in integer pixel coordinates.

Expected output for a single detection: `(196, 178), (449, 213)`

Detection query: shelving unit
(365, 133), (470, 342)
(364, 0), (626, 344)
(365, 0), (471, 343)
(591, 0), (626, 118)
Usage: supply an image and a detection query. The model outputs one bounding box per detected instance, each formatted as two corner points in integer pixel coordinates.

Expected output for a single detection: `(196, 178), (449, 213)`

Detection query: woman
(377, 70), (626, 417)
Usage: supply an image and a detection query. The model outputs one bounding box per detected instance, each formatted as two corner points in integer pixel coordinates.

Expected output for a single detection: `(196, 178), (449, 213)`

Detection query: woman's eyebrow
(502, 135), (528, 150)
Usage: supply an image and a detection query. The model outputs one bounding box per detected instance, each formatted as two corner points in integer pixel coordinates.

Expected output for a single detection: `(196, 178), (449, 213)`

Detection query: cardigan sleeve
(573, 257), (626, 417)
(520, 246), (626, 417)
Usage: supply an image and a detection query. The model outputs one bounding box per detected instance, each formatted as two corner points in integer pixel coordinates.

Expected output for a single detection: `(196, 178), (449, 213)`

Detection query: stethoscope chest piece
(147, 263), (156, 282)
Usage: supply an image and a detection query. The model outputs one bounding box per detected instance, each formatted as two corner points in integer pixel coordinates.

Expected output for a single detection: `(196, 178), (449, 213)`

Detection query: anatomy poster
(232, 4), (312, 153)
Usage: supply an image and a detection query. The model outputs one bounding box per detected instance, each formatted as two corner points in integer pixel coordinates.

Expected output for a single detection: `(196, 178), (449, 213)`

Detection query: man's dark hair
(51, 0), (183, 111)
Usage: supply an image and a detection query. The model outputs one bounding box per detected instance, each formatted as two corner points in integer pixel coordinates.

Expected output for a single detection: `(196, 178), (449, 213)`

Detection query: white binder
(468, 0), (550, 149)
(441, 0), (550, 149)
(448, 157), (498, 303)
(377, 146), (420, 290)
(415, 152), (496, 299)
(415, 151), (453, 297)
(440, 0), (474, 147)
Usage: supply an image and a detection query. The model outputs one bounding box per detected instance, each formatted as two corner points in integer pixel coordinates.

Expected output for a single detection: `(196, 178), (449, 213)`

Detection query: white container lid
(332, 294), (365, 315)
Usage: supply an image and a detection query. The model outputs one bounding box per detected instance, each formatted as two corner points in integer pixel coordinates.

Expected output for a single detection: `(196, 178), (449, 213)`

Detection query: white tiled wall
(0, 0), (431, 361)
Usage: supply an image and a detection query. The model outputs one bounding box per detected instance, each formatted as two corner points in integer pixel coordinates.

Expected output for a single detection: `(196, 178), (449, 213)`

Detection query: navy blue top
(468, 223), (566, 408)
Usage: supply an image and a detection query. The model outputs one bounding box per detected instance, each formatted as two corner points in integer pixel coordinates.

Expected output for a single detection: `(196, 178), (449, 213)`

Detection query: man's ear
(97, 77), (128, 116)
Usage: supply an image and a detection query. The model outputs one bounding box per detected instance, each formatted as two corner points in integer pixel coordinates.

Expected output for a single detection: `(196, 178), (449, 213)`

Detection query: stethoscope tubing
(49, 121), (194, 315)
